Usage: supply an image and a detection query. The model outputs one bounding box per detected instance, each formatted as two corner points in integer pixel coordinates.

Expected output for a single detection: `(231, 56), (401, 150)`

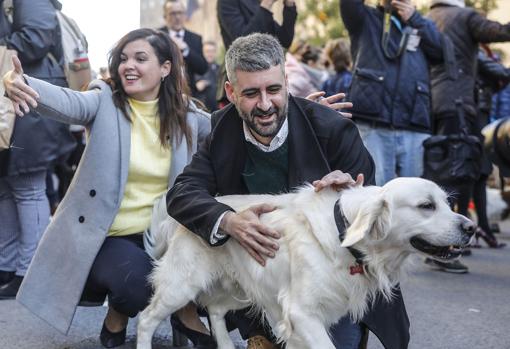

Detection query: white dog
(137, 177), (474, 349)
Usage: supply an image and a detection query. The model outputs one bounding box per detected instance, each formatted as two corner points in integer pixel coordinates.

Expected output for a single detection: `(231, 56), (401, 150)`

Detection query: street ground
(1, 221), (509, 349)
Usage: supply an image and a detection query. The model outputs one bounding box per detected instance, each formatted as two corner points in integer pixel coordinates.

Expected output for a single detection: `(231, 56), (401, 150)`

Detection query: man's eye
(243, 92), (258, 98)
(267, 87), (281, 94)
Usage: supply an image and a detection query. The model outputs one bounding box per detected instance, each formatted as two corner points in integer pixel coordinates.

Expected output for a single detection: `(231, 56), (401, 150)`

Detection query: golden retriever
(137, 177), (474, 349)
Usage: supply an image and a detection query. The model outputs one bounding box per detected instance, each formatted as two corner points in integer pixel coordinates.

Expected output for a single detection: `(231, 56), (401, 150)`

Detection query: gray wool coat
(15, 77), (211, 334)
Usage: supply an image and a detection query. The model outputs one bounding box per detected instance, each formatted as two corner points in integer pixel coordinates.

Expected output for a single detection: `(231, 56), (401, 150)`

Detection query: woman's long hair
(107, 28), (191, 147)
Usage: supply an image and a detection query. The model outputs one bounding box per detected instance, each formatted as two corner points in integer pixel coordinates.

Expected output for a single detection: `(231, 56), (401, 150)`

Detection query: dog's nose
(460, 219), (476, 236)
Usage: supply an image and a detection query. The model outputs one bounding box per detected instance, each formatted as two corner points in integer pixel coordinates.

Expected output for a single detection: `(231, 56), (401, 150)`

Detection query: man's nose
(257, 92), (272, 111)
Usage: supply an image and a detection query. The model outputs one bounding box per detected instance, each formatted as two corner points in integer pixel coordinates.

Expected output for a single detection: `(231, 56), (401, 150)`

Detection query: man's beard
(236, 100), (288, 139)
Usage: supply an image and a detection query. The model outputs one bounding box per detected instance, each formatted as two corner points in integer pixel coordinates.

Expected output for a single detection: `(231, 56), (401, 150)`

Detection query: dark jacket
(158, 26), (208, 97)
(340, 0), (443, 133)
(428, 4), (510, 119)
(491, 85), (510, 121)
(321, 70), (352, 98)
(195, 62), (219, 112)
(0, 0), (75, 177)
(167, 96), (410, 349)
(217, 0), (297, 50)
(215, 0), (298, 105)
(476, 51), (510, 123)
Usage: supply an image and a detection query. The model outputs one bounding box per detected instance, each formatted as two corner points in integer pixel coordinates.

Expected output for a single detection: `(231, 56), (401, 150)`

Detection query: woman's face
(118, 39), (171, 101)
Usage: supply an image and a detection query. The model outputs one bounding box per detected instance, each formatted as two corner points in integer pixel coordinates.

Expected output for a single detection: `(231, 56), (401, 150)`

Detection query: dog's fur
(137, 177), (474, 349)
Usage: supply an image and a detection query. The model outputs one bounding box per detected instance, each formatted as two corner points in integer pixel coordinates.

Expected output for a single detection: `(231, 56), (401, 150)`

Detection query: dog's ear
(341, 198), (391, 247)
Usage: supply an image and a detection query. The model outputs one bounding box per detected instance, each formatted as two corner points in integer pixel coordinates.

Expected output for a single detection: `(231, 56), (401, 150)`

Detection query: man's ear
(341, 197), (391, 247)
(225, 80), (236, 104)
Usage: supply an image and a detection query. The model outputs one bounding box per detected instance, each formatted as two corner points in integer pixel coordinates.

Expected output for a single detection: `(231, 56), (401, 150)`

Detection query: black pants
(225, 309), (275, 341)
(81, 234), (153, 317)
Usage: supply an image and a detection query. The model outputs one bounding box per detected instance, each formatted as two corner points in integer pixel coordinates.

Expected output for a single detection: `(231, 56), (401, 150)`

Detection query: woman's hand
(305, 91), (353, 118)
(3, 55), (39, 116)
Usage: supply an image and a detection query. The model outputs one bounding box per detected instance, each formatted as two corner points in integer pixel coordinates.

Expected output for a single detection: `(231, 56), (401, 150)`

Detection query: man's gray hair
(225, 33), (285, 86)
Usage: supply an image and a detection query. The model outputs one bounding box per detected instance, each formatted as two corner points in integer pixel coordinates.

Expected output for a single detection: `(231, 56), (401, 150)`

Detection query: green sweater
(242, 139), (289, 194)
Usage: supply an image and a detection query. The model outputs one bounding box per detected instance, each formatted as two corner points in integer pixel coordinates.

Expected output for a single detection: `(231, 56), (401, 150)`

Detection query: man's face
(203, 44), (217, 64)
(164, 2), (186, 31)
(225, 65), (288, 145)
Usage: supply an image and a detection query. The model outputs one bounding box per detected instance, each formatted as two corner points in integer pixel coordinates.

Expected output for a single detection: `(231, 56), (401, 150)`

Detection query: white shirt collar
(243, 117), (288, 152)
(169, 29), (185, 38)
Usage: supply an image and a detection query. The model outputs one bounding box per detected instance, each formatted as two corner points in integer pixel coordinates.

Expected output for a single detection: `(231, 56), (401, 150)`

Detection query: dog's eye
(418, 202), (436, 210)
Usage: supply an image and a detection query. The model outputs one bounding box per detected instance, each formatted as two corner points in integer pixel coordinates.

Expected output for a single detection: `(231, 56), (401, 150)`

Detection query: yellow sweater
(108, 98), (171, 236)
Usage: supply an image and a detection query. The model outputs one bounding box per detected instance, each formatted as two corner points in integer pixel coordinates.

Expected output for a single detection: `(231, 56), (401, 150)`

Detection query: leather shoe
(100, 321), (126, 348)
(247, 335), (278, 349)
(0, 270), (14, 286)
(0, 275), (23, 299)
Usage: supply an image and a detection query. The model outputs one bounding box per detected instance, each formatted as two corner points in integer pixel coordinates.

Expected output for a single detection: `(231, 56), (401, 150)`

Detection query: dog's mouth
(410, 237), (464, 260)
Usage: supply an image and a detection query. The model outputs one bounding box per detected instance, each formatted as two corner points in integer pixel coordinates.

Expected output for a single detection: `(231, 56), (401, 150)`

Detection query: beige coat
(16, 78), (210, 334)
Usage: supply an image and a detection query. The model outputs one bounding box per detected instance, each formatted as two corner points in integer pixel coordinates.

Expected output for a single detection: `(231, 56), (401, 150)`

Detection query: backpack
(50, 4), (92, 91)
(3, 0), (92, 91)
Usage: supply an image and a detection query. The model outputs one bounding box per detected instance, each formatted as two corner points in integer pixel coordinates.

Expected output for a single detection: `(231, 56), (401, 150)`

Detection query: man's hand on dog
(220, 204), (280, 267)
(313, 171), (364, 192)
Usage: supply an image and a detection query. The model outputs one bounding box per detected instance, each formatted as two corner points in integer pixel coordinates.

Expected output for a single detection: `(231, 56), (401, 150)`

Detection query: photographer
(340, 0), (444, 186)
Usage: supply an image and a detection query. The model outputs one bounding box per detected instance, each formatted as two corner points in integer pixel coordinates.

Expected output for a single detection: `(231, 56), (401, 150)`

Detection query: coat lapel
(211, 105), (249, 195)
(287, 96), (331, 188)
(117, 107), (131, 203)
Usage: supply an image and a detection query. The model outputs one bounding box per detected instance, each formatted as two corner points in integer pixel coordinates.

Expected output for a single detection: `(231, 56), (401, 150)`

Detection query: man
(167, 33), (410, 349)
(216, 0), (298, 106)
(195, 41), (220, 112)
(159, 0), (207, 97)
(340, 0), (444, 186)
(425, 0), (510, 273)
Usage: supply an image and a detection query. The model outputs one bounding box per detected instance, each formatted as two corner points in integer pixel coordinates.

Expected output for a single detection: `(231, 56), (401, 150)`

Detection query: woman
(3, 28), (215, 348)
(321, 38), (352, 99)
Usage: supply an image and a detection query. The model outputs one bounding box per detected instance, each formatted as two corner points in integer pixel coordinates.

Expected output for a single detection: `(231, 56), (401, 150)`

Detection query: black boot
(0, 275), (23, 299)
(0, 271), (15, 286)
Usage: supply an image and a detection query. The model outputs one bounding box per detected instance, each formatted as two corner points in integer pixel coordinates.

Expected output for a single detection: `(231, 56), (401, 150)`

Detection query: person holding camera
(340, 0), (443, 187)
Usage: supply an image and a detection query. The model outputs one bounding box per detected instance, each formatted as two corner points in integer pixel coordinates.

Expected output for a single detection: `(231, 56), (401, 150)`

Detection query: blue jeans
(357, 123), (430, 185)
(0, 171), (50, 276)
(329, 316), (362, 349)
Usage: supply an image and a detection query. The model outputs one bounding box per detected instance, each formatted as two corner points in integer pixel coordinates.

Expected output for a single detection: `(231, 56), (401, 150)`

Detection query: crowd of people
(0, 0), (509, 348)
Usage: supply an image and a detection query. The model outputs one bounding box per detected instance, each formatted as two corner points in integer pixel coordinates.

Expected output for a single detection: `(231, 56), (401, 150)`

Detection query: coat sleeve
(467, 11), (510, 43)
(26, 77), (101, 126)
(407, 11), (444, 64)
(0, 0), (58, 64)
(339, 0), (367, 38)
(167, 134), (235, 245)
(325, 115), (376, 185)
(184, 34), (208, 76)
(277, 5), (297, 49)
(218, 0), (297, 49)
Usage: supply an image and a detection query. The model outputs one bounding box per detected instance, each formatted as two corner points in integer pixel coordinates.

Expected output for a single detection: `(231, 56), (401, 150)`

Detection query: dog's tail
(144, 195), (179, 260)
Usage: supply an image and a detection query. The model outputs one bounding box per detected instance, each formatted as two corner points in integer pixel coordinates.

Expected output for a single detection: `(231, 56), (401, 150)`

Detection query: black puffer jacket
(0, 0), (75, 177)
(340, 0), (444, 133)
(428, 3), (510, 119)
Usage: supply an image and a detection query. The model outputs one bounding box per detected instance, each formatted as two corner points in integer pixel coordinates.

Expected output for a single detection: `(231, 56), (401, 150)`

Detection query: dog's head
(340, 177), (475, 261)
